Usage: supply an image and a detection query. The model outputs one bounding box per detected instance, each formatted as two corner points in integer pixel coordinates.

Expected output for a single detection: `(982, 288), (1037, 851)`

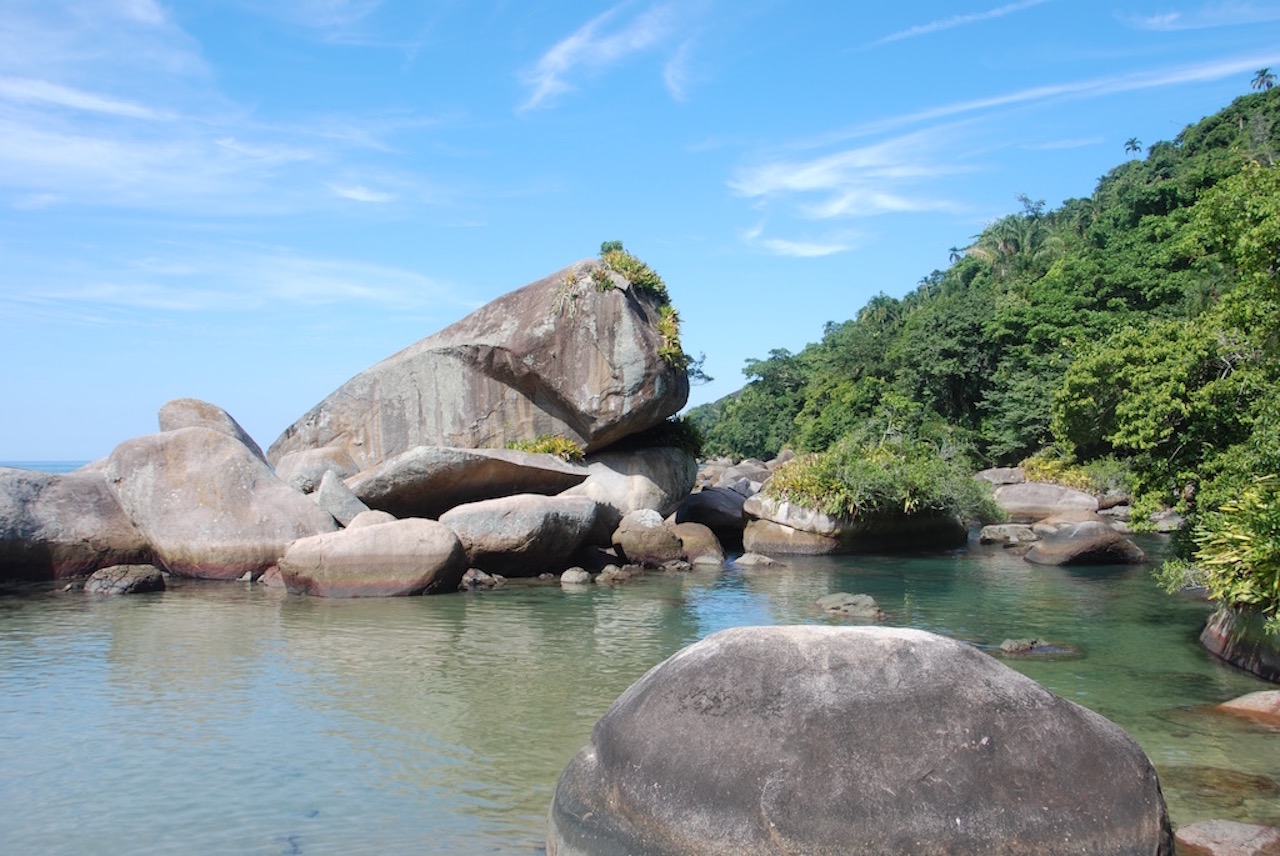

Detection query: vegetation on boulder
(505, 435), (586, 463)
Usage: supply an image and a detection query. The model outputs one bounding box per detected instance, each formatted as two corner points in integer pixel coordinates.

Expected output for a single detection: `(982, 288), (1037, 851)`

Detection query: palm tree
(948, 246), (962, 264)
(1124, 137), (1142, 155)
(1253, 68), (1276, 91)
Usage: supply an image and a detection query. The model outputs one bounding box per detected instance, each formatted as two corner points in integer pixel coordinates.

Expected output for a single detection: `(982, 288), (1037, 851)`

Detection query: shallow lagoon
(3, 537), (1278, 854)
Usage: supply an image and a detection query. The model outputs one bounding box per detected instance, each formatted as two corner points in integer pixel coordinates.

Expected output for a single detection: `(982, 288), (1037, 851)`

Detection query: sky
(4, 0), (1280, 461)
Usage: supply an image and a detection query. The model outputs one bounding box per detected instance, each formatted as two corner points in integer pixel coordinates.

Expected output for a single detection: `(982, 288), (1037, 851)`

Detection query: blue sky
(4, 0), (1280, 461)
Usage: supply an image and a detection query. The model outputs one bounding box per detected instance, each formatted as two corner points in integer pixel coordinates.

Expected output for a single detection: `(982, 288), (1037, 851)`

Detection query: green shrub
(604, 416), (704, 458)
(1158, 475), (1280, 632)
(505, 435), (585, 463)
(656, 304), (688, 368)
(766, 436), (1003, 524)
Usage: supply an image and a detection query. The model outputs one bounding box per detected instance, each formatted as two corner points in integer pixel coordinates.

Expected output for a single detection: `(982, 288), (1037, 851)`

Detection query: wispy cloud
(0, 76), (167, 120)
(872, 0), (1050, 46)
(1122, 2), (1280, 31)
(4, 244), (478, 321)
(330, 183), (396, 203)
(1024, 135), (1104, 151)
(518, 2), (683, 111)
(805, 53), (1280, 147)
(731, 129), (969, 221)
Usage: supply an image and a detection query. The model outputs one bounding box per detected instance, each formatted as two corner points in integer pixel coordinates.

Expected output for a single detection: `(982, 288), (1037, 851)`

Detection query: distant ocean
(0, 461), (92, 474)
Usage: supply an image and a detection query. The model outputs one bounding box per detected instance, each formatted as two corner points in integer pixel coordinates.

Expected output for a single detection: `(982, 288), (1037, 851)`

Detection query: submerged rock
(1175, 819), (1280, 856)
(84, 564), (166, 595)
(817, 592), (884, 620)
(548, 626), (1172, 856)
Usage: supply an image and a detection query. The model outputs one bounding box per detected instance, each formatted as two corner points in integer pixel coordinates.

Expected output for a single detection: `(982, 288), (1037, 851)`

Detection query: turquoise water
(2, 538), (1278, 854)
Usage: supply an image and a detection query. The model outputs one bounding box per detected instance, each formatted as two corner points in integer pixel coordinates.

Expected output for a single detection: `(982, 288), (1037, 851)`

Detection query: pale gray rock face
(743, 493), (967, 554)
(611, 508), (683, 567)
(978, 523), (1038, 546)
(315, 469), (370, 527)
(279, 518), (466, 597)
(267, 259), (689, 473)
(346, 509), (397, 529)
(559, 447), (696, 543)
(157, 398), (266, 463)
(347, 446), (589, 520)
(273, 447), (360, 494)
(104, 426), (338, 580)
(994, 482), (1098, 522)
(0, 467), (151, 581)
(1175, 819), (1280, 856)
(438, 493), (598, 576)
(548, 626), (1172, 856)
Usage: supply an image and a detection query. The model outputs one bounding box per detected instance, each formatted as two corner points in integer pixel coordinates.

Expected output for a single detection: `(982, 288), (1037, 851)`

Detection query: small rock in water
(84, 564), (166, 595)
(1175, 818), (1280, 856)
(560, 568), (591, 586)
(734, 552), (781, 568)
(998, 638), (1079, 658)
(817, 592), (884, 620)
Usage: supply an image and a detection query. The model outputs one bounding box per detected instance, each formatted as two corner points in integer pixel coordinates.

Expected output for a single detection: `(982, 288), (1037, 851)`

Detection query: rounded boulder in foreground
(548, 626), (1172, 856)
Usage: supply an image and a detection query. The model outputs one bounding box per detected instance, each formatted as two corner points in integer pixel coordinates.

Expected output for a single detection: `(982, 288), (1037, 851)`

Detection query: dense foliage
(691, 86), (1280, 613)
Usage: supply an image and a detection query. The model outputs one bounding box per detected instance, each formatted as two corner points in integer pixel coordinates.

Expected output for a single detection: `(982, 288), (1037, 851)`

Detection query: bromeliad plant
(505, 435), (585, 463)
(1157, 474), (1280, 632)
(595, 240), (686, 368)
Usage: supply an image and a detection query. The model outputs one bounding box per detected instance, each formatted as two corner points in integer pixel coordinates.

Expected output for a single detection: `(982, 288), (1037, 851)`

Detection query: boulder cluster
(976, 468), (1149, 566)
(1, 259), (703, 596)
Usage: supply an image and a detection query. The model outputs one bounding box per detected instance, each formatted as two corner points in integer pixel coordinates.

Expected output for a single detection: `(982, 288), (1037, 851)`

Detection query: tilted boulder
(559, 446), (696, 543)
(267, 258), (689, 473)
(279, 518), (466, 597)
(105, 426), (338, 579)
(0, 466), (151, 581)
(314, 469), (370, 527)
(438, 493), (598, 576)
(346, 446), (588, 520)
(548, 625), (1172, 856)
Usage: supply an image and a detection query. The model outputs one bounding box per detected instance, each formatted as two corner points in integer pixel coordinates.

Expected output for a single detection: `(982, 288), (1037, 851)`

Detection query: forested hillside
(689, 86), (1280, 536)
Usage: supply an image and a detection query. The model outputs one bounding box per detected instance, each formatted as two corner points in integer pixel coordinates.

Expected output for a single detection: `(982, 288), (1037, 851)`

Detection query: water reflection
(1, 545), (1279, 853)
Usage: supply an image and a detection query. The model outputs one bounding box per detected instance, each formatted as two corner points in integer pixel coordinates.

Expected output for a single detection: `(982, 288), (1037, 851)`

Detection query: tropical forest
(687, 84), (1280, 626)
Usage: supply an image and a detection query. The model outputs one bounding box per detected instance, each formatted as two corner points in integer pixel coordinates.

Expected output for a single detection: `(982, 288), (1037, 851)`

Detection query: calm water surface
(2, 537), (1278, 854)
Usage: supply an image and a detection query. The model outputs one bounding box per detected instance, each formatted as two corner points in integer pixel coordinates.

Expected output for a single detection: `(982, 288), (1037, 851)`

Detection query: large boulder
(548, 626), (1172, 856)
(994, 482), (1098, 523)
(0, 466), (151, 581)
(347, 446), (589, 520)
(674, 486), (747, 531)
(559, 446), (696, 543)
(267, 258), (689, 472)
(1023, 521), (1146, 566)
(278, 518), (466, 597)
(104, 426), (338, 579)
(1200, 606), (1280, 683)
(742, 494), (967, 554)
(438, 493), (598, 576)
